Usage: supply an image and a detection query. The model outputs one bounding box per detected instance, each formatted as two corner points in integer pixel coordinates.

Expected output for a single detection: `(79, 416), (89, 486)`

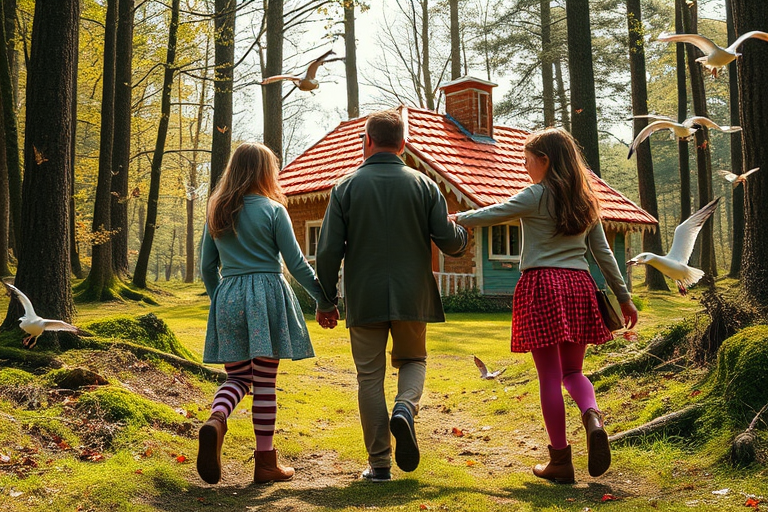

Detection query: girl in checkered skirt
(454, 128), (638, 483)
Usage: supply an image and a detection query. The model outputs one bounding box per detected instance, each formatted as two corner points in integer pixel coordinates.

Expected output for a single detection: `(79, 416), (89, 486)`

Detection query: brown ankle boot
(533, 445), (575, 483)
(197, 411), (227, 484)
(582, 408), (611, 477)
(253, 449), (295, 483)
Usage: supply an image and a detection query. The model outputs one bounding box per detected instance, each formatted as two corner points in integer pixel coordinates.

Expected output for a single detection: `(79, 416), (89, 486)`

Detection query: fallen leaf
(176, 455), (187, 463)
(197, 497), (205, 502)
(135, 469), (144, 474)
(690, 390), (702, 397)
(745, 497), (760, 509)
(143, 447), (153, 458)
(465, 460), (476, 466)
(712, 488), (730, 496)
(631, 390), (649, 400)
(10, 489), (23, 498)
(451, 427), (464, 437)
(0, 454), (10, 463)
(602, 494), (620, 502)
(419, 505), (428, 510)
(623, 330), (638, 341)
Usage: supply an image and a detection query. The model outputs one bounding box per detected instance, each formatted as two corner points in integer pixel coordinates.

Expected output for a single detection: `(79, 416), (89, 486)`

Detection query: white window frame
(305, 220), (323, 262)
(488, 223), (521, 262)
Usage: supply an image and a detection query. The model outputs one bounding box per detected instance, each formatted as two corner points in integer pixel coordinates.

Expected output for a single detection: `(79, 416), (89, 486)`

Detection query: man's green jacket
(316, 152), (468, 327)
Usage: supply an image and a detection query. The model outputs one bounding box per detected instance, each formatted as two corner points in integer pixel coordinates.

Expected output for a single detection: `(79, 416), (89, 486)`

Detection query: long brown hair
(525, 128), (600, 236)
(207, 142), (286, 238)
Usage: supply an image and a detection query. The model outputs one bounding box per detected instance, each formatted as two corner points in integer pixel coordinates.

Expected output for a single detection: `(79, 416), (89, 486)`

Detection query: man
(315, 108), (468, 482)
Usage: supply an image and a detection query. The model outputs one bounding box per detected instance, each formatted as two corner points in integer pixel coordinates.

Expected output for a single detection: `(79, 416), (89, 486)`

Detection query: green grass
(0, 278), (766, 511)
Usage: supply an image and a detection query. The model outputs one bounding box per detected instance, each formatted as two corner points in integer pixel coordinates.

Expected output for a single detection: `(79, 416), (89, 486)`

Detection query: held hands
(620, 300), (638, 330)
(447, 213), (459, 224)
(316, 307), (340, 329)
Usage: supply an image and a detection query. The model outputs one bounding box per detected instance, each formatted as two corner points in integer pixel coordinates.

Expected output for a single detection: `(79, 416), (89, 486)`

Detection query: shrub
(442, 288), (512, 313)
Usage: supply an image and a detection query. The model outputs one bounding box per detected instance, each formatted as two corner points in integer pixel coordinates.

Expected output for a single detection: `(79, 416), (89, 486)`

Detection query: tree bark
(3, 0), (78, 339)
(210, 0), (234, 190)
(540, 0), (555, 127)
(449, 0), (460, 81)
(82, 0), (118, 299)
(675, 0), (691, 223)
(0, 0), (20, 257)
(554, 57), (570, 131)
(344, 1), (359, 118)
(732, 0), (768, 307)
(682, 2), (716, 278)
(69, 38), (82, 279)
(263, 0), (283, 164)
(627, 0), (668, 291)
(111, 0), (134, 279)
(565, 0), (600, 175)
(132, 0), (180, 289)
(420, 0), (434, 111)
(0, 99), (9, 276)
(726, 0), (744, 279)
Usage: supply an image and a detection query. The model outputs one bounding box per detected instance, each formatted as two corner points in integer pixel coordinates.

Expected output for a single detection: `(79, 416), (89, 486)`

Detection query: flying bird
(3, 282), (87, 349)
(473, 356), (506, 380)
(260, 49), (344, 94)
(658, 31), (768, 78)
(717, 167), (760, 188)
(627, 198), (721, 296)
(628, 115), (741, 159)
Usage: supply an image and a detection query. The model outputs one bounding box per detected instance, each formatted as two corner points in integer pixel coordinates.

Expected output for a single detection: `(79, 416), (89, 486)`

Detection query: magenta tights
(531, 343), (599, 450)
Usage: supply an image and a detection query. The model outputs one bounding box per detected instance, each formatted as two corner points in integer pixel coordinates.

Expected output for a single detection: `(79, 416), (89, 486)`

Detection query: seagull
(627, 198), (720, 296)
(473, 356), (506, 380)
(717, 167), (760, 188)
(658, 31), (768, 78)
(628, 115), (741, 159)
(260, 49), (344, 93)
(3, 282), (86, 349)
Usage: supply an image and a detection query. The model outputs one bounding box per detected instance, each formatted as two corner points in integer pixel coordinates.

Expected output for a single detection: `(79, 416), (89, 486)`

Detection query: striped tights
(211, 358), (279, 452)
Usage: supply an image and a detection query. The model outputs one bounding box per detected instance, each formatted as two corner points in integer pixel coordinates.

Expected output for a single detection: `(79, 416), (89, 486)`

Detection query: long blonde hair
(525, 128), (600, 236)
(207, 142), (286, 238)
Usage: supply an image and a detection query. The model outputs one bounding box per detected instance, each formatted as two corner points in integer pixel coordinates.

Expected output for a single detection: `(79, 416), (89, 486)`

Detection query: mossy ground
(0, 278), (767, 511)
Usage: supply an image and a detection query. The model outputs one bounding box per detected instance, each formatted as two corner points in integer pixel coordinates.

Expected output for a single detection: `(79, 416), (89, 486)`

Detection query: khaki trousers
(349, 321), (427, 469)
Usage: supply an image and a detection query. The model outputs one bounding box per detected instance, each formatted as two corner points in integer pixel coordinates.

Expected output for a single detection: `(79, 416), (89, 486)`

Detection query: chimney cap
(438, 76), (498, 91)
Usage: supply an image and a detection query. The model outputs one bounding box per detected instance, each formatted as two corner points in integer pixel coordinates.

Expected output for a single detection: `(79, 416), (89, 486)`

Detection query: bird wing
(628, 121), (679, 158)
(633, 114), (675, 122)
(473, 355), (489, 379)
(42, 319), (80, 332)
(487, 367), (507, 379)
(658, 32), (719, 54)
(717, 169), (739, 183)
(686, 116), (741, 133)
(3, 282), (36, 318)
(741, 167), (760, 179)
(304, 49), (336, 80)
(666, 197), (721, 264)
(728, 31), (768, 53)
(260, 75), (301, 85)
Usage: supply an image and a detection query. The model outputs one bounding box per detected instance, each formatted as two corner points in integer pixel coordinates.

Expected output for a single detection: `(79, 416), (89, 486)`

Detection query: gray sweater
(456, 184), (631, 303)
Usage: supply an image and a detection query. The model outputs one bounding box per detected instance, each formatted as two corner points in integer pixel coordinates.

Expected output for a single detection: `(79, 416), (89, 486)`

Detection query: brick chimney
(439, 76), (497, 139)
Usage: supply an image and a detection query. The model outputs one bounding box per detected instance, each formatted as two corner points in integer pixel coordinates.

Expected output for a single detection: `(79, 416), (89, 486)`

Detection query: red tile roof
(280, 107), (657, 229)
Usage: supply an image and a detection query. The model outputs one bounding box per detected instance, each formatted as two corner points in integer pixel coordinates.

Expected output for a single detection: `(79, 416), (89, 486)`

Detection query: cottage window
(489, 224), (520, 261)
(305, 221), (323, 261)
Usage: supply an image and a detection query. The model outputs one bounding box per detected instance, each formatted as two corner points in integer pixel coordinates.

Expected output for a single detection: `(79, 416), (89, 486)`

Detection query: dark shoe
(532, 445), (575, 484)
(197, 411), (228, 484)
(582, 408), (611, 477)
(360, 466), (392, 482)
(253, 449), (295, 483)
(389, 403), (420, 472)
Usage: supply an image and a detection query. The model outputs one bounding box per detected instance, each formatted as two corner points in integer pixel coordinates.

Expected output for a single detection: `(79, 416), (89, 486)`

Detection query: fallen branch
(609, 404), (705, 445)
(590, 333), (681, 380)
(105, 341), (226, 383)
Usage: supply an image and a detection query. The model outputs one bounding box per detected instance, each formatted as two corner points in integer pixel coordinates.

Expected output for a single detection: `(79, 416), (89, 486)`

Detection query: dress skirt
(510, 268), (612, 353)
(203, 272), (314, 363)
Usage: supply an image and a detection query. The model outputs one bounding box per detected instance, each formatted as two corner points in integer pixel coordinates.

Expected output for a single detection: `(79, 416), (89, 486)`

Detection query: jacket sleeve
(455, 186), (538, 227)
(428, 183), (468, 257)
(315, 187), (346, 306)
(587, 221), (631, 304)
(274, 205), (336, 312)
(200, 224), (221, 297)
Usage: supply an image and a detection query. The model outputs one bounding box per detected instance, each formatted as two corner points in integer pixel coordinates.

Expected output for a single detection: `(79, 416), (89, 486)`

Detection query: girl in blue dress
(196, 142), (337, 485)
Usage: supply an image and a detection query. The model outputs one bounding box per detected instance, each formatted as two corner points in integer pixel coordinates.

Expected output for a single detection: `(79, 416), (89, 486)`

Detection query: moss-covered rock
(76, 387), (186, 429)
(0, 367), (36, 386)
(85, 313), (197, 362)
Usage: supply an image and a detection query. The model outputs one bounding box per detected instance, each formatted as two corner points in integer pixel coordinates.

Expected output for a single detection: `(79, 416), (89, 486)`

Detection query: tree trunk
(420, 0), (434, 111)
(726, 0), (744, 279)
(554, 57), (570, 131)
(344, 1), (359, 119)
(82, 0), (118, 300)
(263, 0), (283, 164)
(627, 0), (668, 291)
(540, 0), (555, 127)
(210, 0), (234, 190)
(69, 40), (82, 279)
(111, 0), (134, 279)
(132, 0), (180, 289)
(3, 0), (78, 340)
(449, 0), (460, 81)
(0, 0), (20, 257)
(0, 99), (9, 276)
(4, 0), (15, 103)
(682, 2), (716, 279)
(732, 0), (768, 307)
(565, 0), (600, 175)
(165, 227), (176, 281)
(675, 0), (691, 223)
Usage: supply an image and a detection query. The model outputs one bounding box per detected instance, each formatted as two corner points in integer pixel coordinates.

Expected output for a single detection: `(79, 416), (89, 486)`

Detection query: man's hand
(316, 307), (340, 329)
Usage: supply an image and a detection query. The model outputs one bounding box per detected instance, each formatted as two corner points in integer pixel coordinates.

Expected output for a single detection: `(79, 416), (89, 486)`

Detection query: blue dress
(200, 195), (334, 363)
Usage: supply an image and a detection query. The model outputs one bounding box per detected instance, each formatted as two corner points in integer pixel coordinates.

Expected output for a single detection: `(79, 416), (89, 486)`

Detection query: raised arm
(455, 186), (539, 227)
(200, 224), (221, 297)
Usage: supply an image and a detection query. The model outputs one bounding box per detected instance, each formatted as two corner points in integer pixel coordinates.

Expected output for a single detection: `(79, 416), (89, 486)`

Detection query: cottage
(278, 77), (657, 297)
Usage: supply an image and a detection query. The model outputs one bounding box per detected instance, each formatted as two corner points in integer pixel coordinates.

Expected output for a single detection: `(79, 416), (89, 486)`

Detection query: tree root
(729, 401), (768, 466)
(609, 404), (705, 446)
(590, 332), (681, 380)
(105, 340), (225, 383)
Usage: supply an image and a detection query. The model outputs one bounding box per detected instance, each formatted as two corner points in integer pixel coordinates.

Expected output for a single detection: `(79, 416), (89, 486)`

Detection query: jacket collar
(358, 152), (404, 169)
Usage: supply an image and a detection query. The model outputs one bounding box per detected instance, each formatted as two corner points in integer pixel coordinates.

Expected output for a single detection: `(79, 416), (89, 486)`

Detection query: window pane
(491, 225), (507, 255)
(309, 227), (319, 257)
(509, 226), (520, 256)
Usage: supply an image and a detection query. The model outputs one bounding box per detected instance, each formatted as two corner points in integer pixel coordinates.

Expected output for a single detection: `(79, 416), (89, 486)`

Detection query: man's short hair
(366, 109), (404, 148)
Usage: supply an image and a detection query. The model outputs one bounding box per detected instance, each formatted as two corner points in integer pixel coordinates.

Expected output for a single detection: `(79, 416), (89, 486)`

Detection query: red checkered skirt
(510, 268), (612, 353)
